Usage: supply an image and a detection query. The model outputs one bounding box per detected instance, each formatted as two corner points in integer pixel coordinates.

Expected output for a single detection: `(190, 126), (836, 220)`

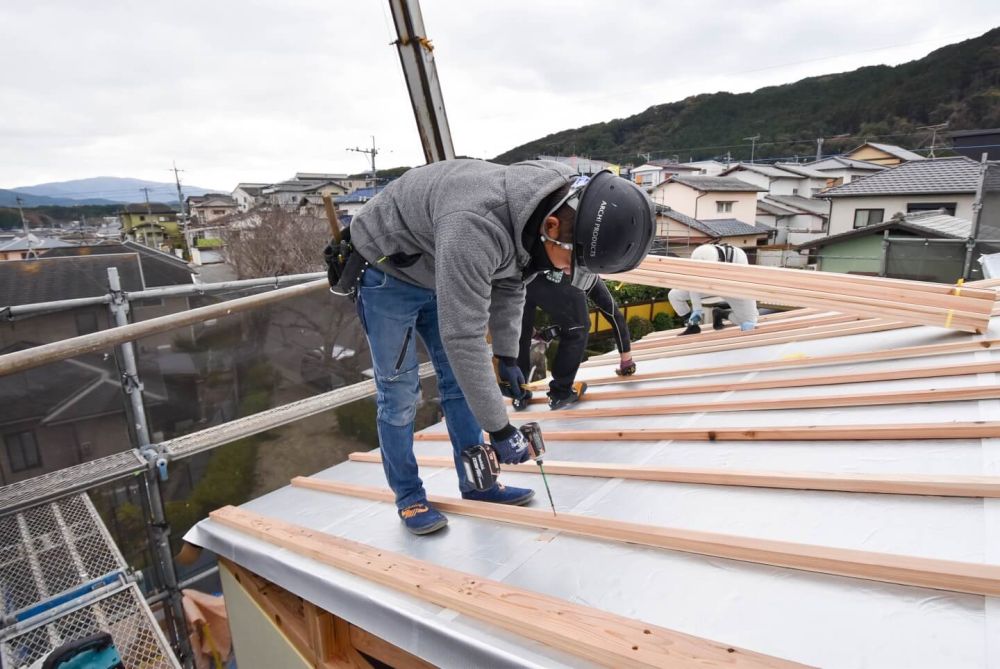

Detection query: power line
(347, 136), (380, 188)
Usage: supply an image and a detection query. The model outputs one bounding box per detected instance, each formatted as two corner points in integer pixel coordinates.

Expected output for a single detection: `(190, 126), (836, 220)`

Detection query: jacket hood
(504, 160), (577, 264)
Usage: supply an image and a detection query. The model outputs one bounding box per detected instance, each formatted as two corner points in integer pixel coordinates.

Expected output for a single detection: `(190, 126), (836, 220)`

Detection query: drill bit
(536, 459), (557, 516)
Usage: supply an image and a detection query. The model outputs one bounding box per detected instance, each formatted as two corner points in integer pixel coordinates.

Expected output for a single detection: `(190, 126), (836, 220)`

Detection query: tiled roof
(665, 175), (767, 192)
(822, 157), (981, 197)
(42, 241), (194, 287)
(861, 142), (926, 162)
(0, 254), (145, 307)
(756, 200), (798, 216)
(796, 209), (972, 249)
(723, 163), (798, 179)
(659, 207), (767, 238)
(806, 156), (885, 172)
(765, 195), (830, 216)
(772, 163), (828, 179)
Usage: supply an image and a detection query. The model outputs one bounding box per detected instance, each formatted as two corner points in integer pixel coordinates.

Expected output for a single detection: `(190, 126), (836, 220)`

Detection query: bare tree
(223, 207), (330, 279)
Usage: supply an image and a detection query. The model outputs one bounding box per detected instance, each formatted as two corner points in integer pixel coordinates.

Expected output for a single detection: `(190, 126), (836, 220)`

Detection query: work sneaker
(398, 502), (448, 535)
(548, 382), (587, 410)
(678, 323), (701, 336)
(712, 308), (727, 330)
(462, 483), (535, 506)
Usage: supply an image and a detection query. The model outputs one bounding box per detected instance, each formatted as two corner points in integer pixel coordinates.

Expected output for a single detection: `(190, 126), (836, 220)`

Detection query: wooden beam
(567, 338), (1000, 389)
(579, 320), (908, 367)
(415, 421), (1000, 443)
(617, 266), (988, 331)
(638, 255), (997, 310)
(348, 625), (435, 669)
(210, 506), (801, 668)
(510, 385), (1000, 421)
(286, 480), (1000, 597)
(348, 452), (1000, 498)
(524, 360), (1000, 405)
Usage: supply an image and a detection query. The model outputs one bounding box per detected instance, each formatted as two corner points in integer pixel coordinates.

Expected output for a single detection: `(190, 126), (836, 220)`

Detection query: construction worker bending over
(668, 243), (759, 336)
(516, 270), (635, 410)
(332, 160), (654, 534)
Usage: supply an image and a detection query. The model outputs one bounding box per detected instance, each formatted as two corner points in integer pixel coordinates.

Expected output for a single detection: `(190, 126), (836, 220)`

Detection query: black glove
(488, 424), (531, 464)
(496, 356), (526, 401)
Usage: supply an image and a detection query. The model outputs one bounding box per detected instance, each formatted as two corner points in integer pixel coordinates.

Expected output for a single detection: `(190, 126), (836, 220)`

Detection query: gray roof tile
(822, 157), (981, 197)
(666, 175), (767, 192)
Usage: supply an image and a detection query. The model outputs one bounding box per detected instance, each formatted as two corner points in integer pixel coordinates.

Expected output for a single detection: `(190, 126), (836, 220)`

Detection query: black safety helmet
(542, 170), (655, 273)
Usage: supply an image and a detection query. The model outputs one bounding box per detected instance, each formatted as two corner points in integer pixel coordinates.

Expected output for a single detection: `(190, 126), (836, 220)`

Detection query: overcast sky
(2, 1), (998, 192)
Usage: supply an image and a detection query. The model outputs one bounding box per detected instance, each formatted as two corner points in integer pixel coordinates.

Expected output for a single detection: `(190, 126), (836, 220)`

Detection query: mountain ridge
(5, 176), (221, 207)
(493, 28), (1000, 165)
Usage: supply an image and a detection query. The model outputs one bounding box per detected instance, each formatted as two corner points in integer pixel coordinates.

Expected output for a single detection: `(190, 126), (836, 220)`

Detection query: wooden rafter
(348, 452), (1000, 498)
(561, 338), (999, 389)
(286, 480), (1000, 597)
(211, 506), (802, 668)
(414, 421), (1000, 443)
(510, 385), (1000, 422)
(523, 360), (1000, 405)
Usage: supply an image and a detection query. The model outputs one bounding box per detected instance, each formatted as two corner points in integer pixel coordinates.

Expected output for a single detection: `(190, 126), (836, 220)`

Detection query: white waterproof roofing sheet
(188, 319), (1000, 668)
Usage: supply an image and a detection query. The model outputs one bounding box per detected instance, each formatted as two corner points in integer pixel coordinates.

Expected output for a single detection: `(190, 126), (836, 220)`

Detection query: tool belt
(322, 227), (367, 301)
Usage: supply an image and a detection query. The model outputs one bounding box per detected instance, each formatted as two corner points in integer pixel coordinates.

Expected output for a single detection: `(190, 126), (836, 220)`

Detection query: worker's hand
(496, 356), (526, 400)
(687, 310), (704, 326)
(488, 424), (531, 464)
(616, 359), (637, 376)
(740, 321), (755, 332)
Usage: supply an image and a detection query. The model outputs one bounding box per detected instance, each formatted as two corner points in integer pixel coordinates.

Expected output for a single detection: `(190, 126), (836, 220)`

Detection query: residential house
(654, 206), (770, 261)
(844, 142), (925, 166)
(681, 160), (731, 176)
(795, 209), (973, 282)
(651, 175), (765, 225)
(949, 128), (1000, 161)
(804, 156), (884, 188)
(231, 183), (268, 211)
(119, 203), (180, 250)
(295, 172), (367, 193)
(188, 194), (238, 225)
(721, 163), (826, 197)
(630, 161), (701, 189)
(0, 249), (198, 484)
(821, 156), (981, 236)
(755, 195), (830, 268)
(0, 235), (74, 261)
(262, 180), (349, 211)
(334, 186), (385, 219)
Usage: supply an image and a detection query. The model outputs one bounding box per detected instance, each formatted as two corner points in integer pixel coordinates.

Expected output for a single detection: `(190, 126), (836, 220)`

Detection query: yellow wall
(846, 146), (902, 166)
(589, 299), (675, 334)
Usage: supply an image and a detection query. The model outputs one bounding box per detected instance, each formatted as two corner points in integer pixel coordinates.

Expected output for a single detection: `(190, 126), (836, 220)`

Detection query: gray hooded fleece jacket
(349, 159), (576, 433)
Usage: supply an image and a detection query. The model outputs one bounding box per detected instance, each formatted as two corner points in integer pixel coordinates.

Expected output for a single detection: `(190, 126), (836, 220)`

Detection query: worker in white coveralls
(668, 243), (759, 336)
(327, 160), (655, 535)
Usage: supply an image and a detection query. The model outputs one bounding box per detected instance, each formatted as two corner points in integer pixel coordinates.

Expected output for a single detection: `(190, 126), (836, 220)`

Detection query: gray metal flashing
(187, 318), (1000, 668)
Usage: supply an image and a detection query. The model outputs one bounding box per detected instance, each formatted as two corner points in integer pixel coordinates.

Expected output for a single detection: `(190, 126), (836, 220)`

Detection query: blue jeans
(356, 267), (482, 509)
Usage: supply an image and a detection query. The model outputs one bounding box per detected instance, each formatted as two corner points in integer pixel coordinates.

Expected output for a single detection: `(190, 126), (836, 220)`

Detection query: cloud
(1, 0), (997, 189)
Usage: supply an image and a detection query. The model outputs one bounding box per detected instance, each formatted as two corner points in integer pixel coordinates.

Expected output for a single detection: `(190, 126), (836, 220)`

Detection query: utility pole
(388, 0), (455, 164)
(15, 195), (36, 259)
(920, 122), (949, 158)
(348, 137), (379, 189)
(815, 137), (824, 162)
(139, 187), (153, 215)
(637, 151), (651, 164)
(170, 163), (187, 222)
(743, 135), (761, 163)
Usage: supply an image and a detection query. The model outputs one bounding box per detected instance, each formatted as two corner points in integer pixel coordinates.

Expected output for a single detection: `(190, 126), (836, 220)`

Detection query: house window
(139, 215), (146, 221)
(717, 201), (735, 213)
(75, 311), (99, 335)
(906, 202), (957, 216)
(212, 209), (225, 215)
(853, 208), (884, 228)
(5, 431), (41, 472)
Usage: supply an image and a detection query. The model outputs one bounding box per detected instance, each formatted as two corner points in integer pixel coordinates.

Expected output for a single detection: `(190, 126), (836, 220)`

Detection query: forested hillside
(494, 28), (1000, 165)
